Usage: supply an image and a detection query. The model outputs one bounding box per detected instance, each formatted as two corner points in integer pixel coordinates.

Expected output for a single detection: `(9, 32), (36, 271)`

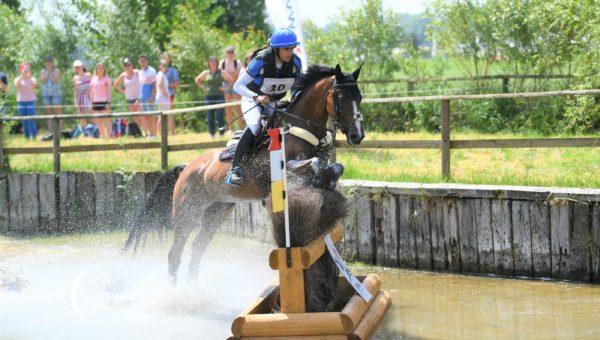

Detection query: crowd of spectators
(0, 47), (248, 140)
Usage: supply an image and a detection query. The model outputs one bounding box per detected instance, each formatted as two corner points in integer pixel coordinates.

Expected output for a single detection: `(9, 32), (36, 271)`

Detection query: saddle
(217, 101), (333, 162)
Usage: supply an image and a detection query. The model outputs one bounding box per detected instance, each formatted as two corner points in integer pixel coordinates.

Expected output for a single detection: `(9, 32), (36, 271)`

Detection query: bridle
(329, 81), (363, 134)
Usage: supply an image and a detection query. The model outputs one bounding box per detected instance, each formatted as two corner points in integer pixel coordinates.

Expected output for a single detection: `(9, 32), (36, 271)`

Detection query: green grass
(4, 130), (599, 188)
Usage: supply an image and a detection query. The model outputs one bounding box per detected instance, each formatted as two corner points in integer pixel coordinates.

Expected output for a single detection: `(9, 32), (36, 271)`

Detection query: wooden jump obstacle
(230, 222), (392, 339)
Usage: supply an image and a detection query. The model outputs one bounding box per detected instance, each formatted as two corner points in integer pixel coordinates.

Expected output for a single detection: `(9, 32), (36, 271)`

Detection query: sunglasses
(227, 51), (234, 54)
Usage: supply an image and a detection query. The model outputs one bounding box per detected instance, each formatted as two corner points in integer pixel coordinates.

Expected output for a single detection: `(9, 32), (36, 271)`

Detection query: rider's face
(278, 47), (295, 62)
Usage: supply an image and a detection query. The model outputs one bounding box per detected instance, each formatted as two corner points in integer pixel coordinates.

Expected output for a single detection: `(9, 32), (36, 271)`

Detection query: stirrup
(225, 167), (243, 187)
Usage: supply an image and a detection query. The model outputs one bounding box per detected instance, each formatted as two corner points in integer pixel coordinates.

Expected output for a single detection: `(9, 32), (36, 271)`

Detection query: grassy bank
(4, 131), (599, 188)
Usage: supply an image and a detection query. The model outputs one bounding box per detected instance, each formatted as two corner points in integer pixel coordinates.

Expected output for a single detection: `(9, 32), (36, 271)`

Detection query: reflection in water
(2, 233), (600, 339)
(368, 268), (600, 339)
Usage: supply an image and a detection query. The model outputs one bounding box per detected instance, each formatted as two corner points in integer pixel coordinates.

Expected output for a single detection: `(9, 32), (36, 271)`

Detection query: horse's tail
(123, 164), (187, 252)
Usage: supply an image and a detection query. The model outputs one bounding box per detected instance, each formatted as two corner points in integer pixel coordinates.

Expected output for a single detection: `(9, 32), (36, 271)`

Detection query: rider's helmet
(270, 28), (300, 48)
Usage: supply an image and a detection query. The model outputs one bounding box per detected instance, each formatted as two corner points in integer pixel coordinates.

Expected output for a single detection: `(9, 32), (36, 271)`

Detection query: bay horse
(124, 64), (365, 283)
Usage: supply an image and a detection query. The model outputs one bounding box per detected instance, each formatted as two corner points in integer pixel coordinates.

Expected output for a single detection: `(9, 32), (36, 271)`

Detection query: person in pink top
(89, 63), (112, 139)
(14, 62), (38, 140)
(114, 58), (145, 134)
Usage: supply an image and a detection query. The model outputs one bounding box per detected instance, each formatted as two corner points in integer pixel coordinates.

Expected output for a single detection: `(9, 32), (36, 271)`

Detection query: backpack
(82, 123), (99, 138)
(127, 121), (143, 137)
(220, 59), (239, 70)
(111, 118), (128, 138)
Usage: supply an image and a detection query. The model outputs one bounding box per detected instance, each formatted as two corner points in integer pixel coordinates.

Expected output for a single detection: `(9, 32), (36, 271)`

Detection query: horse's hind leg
(188, 202), (235, 281)
(168, 206), (204, 284)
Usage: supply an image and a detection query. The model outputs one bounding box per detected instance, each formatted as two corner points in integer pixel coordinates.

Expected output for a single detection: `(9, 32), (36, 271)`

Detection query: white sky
(298, 0), (428, 26)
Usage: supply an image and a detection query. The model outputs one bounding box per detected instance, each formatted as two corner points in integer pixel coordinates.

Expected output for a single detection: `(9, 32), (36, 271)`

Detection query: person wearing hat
(225, 28), (303, 186)
(14, 62), (38, 140)
(194, 56), (234, 138)
(40, 56), (62, 135)
(114, 58), (145, 133)
(72, 60), (92, 127)
(220, 46), (243, 133)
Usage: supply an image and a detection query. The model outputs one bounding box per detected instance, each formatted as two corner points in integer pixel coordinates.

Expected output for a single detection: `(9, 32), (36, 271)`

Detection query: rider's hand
(256, 95), (270, 105)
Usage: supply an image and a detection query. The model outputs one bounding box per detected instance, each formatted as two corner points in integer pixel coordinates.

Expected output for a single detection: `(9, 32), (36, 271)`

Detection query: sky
(298, 0), (428, 26)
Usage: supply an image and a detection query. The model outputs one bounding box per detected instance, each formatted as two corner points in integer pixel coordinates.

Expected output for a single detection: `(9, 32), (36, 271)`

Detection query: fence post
(407, 80), (415, 96)
(160, 112), (168, 171)
(52, 117), (61, 173)
(502, 77), (509, 93)
(441, 99), (451, 178)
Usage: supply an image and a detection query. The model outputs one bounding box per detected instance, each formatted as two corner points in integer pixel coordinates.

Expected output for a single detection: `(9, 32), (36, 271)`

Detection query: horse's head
(327, 64), (365, 145)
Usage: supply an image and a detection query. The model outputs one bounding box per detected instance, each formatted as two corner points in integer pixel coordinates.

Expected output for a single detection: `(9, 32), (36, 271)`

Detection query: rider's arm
(232, 70), (258, 100)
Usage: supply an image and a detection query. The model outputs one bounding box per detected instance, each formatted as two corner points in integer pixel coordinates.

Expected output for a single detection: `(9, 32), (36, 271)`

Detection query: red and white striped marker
(267, 128), (291, 251)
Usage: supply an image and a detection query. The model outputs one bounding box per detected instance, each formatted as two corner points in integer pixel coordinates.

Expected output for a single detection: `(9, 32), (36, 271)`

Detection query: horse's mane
(290, 64), (335, 105)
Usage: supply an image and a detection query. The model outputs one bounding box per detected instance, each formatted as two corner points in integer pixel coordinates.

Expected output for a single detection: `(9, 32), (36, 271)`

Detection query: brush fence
(1, 173), (599, 283)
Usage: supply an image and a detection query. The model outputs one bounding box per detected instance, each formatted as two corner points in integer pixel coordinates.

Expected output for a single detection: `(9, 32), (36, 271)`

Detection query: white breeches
(241, 97), (278, 135)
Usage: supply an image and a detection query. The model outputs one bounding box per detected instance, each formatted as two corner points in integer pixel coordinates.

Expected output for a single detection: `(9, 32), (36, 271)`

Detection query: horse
(124, 63), (365, 283)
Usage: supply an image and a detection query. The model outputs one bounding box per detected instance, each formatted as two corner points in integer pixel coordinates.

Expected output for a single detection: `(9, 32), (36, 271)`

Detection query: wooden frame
(230, 224), (392, 340)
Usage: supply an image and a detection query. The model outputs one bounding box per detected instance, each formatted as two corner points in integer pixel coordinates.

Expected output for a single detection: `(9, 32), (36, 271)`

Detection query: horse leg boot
(225, 128), (255, 186)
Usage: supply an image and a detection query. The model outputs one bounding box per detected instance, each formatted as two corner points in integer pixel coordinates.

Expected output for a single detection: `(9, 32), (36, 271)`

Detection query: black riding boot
(225, 128), (256, 186)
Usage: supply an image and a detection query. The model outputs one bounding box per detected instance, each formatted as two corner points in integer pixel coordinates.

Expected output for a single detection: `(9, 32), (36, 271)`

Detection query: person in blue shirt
(226, 28), (303, 186)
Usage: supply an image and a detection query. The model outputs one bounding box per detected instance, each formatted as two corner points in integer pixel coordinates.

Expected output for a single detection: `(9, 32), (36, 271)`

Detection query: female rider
(226, 28), (303, 186)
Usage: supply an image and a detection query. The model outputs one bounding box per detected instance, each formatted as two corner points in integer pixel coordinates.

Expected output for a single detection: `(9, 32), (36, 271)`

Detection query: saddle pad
(218, 144), (237, 162)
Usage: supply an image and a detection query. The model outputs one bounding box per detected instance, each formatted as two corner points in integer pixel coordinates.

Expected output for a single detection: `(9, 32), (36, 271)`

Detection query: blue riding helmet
(270, 28), (300, 48)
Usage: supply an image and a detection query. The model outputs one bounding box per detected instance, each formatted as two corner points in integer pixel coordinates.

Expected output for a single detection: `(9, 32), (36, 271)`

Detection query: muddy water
(2, 233), (600, 339)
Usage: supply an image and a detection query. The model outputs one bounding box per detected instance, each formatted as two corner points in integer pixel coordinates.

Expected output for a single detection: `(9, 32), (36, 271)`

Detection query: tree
(304, 0), (403, 80)
(212, 0), (268, 33)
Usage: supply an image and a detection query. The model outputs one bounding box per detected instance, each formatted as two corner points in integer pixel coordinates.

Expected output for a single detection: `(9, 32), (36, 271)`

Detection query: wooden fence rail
(1, 89), (599, 177)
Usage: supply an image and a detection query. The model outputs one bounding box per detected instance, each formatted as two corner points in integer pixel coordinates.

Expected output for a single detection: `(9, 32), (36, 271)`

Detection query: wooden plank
(128, 173), (146, 221)
(457, 199), (478, 273)
(277, 247), (305, 313)
(550, 201), (570, 279)
(7, 173), (23, 231)
(113, 172), (125, 228)
(349, 290), (392, 340)
(381, 194), (398, 267)
(491, 199), (513, 276)
(38, 174), (57, 231)
(451, 138), (600, 149)
(58, 172), (76, 230)
(592, 203), (600, 283)
(529, 201), (552, 278)
(570, 202), (591, 282)
(511, 200), (533, 277)
(20, 174), (39, 232)
(341, 193), (358, 261)
(475, 199), (494, 274)
(398, 195), (417, 268)
(428, 198), (446, 271)
(356, 193), (373, 264)
(362, 89), (600, 104)
(414, 198), (433, 270)
(335, 140), (440, 149)
(95, 173), (115, 227)
(372, 196), (385, 266)
(442, 198), (460, 272)
(75, 172), (96, 229)
(0, 175), (9, 230)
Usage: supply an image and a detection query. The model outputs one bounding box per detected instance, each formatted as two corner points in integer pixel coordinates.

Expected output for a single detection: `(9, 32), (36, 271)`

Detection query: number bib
(260, 77), (295, 95)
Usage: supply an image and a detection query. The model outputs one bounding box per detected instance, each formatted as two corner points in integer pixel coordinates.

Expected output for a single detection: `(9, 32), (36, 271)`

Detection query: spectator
(220, 46), (243, 133)
(195, 56), (234, 138)
(14, 63), (38, 140)
(138, 54), (157, 138)
(161, 51), (179, 135)
(40, 56), (62, 136)
(72, 60), (91, 126)
(89, 63), (112, 139)
(0, 71), (7, 116)
(156, 59), (171, 112)
(114, 58), (145, 134)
